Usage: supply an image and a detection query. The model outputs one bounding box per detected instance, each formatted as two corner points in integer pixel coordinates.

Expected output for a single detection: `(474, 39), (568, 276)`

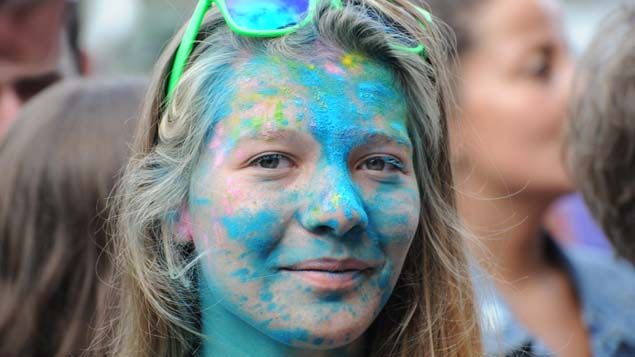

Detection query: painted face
(187, 53), (420, 350)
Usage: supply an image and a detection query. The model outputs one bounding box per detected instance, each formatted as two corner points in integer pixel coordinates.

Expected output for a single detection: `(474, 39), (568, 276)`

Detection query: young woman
(102, 0), (481, 356)
(0, 78), (145, 356)
(425, 0), (635, 355)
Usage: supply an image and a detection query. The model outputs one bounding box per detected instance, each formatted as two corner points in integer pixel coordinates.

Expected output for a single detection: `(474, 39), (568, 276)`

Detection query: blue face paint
(188, 53), (421, 356)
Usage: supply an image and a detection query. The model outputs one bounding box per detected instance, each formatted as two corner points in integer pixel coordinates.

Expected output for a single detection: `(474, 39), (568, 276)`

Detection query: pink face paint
(324, 62), (346, 76)
(221, 177), (241, 215)
(209, 124), (225, 151)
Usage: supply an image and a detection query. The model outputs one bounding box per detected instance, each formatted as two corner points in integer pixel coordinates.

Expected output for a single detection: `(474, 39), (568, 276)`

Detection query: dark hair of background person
(0, 77), (146, 356)
(568, 5), (635, 264)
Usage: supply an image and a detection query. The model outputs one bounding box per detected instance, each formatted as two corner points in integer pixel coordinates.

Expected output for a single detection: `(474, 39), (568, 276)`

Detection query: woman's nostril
(314, 226), (331, 235)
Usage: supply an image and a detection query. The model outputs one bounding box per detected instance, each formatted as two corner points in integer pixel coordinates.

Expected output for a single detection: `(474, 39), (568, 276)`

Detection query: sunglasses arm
(166, 0), (432, 99)
(167, 0), (213, 100)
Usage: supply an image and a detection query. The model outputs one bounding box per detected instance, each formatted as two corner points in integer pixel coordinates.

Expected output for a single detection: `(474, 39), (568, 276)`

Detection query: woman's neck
(456, 177), (557, 282)
(198, 275), (365, 357)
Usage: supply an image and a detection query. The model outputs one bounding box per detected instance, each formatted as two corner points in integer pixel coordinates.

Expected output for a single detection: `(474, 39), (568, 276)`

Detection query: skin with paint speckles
(187, 53), (420, 356)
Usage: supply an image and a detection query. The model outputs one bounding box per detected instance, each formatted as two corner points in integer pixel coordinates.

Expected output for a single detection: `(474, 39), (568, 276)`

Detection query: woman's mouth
(280, 258), (380, 292)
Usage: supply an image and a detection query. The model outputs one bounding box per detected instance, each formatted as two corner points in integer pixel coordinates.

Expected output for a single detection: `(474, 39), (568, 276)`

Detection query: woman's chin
(537, 177), (576, 201)
(513, 169), (576, 202)
(264, 314), (372, 350)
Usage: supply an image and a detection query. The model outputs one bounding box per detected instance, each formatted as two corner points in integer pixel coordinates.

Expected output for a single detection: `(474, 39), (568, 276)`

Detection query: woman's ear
(175, 204), (194, 243)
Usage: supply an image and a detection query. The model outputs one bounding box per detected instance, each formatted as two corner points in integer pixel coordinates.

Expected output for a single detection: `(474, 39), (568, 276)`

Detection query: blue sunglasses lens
(225, 0), (311, 31)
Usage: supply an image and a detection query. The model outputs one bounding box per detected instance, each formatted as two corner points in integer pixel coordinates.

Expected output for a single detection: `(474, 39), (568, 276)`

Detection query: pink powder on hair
(177, 207), (193, 238)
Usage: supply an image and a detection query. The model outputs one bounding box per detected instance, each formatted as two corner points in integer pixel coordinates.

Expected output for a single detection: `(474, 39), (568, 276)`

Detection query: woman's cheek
(187, 205), (232, 256)
(214, 176), (252, 215)
(193, 207), (284, 292)
(366, 186), (420, 246)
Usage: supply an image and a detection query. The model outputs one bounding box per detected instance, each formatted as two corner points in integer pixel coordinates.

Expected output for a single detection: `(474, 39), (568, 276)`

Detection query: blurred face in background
(451, 0), (574, 199)
(0, 0), (69, 137)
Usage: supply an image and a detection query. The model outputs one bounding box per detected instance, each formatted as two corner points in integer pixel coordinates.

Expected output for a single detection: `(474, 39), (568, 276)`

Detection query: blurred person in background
(0, 0), (88, 138)
(0, 78), (144, 356)
(568, 5), (635, 264)
(425, 0), (635, 355)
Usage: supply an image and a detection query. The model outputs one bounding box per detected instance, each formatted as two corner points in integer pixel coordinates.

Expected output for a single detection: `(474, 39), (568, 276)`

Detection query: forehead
(220, 53), (408, 133)
(473, 0), (565, 50)
(238, 52), (397, 85)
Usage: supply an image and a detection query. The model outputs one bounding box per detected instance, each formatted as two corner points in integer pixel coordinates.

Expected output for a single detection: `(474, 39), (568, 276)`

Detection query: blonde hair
(100, 1), (481, 356)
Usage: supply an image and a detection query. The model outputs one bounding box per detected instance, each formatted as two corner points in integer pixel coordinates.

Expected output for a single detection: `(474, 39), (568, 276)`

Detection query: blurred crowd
(0, 0), (633, 356)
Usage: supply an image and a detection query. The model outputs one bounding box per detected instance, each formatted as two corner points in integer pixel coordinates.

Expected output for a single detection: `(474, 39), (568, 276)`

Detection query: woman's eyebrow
(355, 132), (412, 151)
(232, 128), (411, 151)
(235, 128), (307, 144)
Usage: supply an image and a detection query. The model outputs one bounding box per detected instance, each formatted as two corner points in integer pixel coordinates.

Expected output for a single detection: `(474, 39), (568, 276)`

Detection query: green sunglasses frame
(167, 0), (432, 99)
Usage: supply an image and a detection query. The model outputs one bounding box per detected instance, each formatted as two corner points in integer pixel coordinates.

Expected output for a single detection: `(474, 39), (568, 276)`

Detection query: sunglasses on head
(166, 0), (432, 99)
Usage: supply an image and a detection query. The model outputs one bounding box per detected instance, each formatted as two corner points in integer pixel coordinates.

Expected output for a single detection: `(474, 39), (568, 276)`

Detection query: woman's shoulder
(564, 245), (635, 304)
(563, 245), (635, 356)
(474, 241), (635, 356)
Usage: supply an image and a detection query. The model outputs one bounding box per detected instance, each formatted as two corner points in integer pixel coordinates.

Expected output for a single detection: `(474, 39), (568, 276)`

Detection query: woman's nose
(297, 169), (368, 237)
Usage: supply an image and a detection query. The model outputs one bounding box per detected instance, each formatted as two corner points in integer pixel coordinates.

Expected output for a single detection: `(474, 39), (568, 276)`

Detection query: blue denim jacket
(474, 237), (635, 356)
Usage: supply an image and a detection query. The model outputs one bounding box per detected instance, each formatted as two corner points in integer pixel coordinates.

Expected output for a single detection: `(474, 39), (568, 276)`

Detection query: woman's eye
(359, 156), (405, 172)
(525, 48), (553, 81)
(531, 59), (551, 79)
(250, 153), (294, 169)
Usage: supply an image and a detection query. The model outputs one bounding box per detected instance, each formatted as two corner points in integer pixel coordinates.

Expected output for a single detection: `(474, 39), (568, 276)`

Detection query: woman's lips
(281, 258), (380, 291)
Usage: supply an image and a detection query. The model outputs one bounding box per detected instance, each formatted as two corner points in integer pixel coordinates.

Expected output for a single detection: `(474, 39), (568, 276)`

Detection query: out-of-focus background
(77, 0), (630, 252)
(81, 0), (630, 74)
